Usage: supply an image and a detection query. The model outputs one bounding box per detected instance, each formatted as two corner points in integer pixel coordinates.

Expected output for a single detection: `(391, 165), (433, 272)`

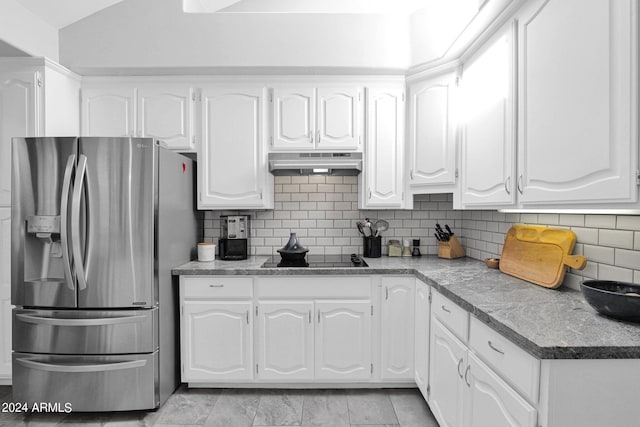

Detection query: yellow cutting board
(499, 225), (587, 289)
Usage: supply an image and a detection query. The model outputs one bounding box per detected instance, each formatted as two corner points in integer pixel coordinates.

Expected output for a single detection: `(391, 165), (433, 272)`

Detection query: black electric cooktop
(262, 254), (369, 268)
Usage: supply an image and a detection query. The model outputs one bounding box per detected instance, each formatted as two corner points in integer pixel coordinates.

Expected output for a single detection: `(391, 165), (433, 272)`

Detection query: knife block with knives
(435, 224), (465, 259)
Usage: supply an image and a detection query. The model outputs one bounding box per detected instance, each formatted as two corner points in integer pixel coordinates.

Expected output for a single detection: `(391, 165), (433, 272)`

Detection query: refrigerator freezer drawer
(13, 308), (158, 354)
(12, 352), (159, 411)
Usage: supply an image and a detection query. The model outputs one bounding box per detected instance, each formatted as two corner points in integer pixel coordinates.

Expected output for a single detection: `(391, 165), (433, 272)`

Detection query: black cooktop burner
(262, 254), (369, 268)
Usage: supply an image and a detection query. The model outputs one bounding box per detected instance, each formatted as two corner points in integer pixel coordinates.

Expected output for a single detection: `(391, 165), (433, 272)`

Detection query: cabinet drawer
(470, 316), (540, 403)
(431, 290), (469, 342)
(181, 277), (253, 299)
(256, 276), (371, 299)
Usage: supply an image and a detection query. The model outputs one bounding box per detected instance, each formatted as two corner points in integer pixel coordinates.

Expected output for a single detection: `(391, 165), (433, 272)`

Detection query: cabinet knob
(504, 176), (511, 195)
(457, 358), (464, 378)
(410, 169), (414, 180)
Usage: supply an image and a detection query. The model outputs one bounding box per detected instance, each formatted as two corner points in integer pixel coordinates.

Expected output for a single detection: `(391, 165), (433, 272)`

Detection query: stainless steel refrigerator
(11, 137), (198, 412)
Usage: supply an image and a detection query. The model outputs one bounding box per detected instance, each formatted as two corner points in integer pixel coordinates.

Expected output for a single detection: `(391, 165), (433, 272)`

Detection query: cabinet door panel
(200, 86), (269, 208)
(381, 278), (414, 380)
(518, 0), (636, 205)
(0, 72), (37, 206)
(317, 87), (360, 150)
(81, 87), (135, 137)
(460, 26), (516, 207)
(272, 87), (315, 150)
(464, 352), (537, 427)
(409, 74), (457, 187)
(138, 86), (194, 151)
(258, 301), (314, 381)
(315, 301), (371, 380)
(0, 208), (11, 379)
(414, 281), (430, 398)
(181, 301), (253, 381)
(364, 87), (404, 208)
(430, 319), (467, 427)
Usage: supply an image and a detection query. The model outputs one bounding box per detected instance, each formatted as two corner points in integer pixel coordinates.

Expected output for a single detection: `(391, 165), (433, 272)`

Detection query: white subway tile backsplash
(583, 244), (615, 264)
(598, 264), (634, 282)
(201, 178), (640, 286)
(599, 229), (634, 249)
(585, 214), (616, 229)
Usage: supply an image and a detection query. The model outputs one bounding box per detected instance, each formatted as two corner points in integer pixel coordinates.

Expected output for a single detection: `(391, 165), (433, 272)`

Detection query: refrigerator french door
(11, 137), (197, 411)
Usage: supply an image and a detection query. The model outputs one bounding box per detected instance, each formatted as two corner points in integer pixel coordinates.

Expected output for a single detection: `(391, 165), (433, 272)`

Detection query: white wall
(0, 0), (58, 60)
(59, 0), (411, 70)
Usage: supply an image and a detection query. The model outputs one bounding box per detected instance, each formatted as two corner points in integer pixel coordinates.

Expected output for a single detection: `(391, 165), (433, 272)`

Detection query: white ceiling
(16, 0), (430, 31)
(185, 0), (430, 15)
(15, 0), (123, 29)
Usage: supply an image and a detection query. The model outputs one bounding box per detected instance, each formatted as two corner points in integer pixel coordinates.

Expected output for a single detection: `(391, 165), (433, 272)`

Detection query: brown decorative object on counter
(437, 235), (465, 259)
(485, 258), (500, 269)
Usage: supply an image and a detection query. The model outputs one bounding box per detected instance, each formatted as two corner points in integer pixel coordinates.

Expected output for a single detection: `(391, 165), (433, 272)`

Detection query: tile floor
(0, 385), (440, 426)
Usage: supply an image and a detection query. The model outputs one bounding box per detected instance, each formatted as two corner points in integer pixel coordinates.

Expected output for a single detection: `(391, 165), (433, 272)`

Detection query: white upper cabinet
(361, 85), (406, 208)
(408, 71), (458, 191)
(0, 71), (38, 207)
(81, 81), (196, 151)
(137, 85), (196, 151)
(271, 84), (362, 151)
(81, 86), (136, 138)
(316, 87), (361, 149)
(517, 0), (637, 207)
(459, 23), (516, 208)
(199, 85), (273, 210)
(272, 86), (315, 149)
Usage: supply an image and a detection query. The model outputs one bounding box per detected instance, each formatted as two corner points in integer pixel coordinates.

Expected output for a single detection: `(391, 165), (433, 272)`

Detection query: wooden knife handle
(563, 255), (587, 270)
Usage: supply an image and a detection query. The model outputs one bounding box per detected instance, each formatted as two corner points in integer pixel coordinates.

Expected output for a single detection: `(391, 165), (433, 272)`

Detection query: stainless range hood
(268, 152), (362, 176)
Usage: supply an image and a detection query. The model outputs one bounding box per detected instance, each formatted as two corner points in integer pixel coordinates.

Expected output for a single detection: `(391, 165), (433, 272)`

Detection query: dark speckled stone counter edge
(173, 256), (640, 360)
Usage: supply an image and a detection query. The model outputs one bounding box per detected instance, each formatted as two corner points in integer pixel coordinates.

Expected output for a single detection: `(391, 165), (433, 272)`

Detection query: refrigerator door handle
(15, 358), (146, 373)
(60, 154), (76, 291)
(16, 313), (146, 327)
(71, 154), (88, 291)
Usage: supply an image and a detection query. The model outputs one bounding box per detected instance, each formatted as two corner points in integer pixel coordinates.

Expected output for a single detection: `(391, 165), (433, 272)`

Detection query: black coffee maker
(219, 215), (249, 260)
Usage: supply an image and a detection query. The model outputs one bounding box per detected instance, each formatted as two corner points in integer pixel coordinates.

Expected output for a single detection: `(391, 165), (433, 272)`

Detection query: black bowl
(580, 280), (640, 322)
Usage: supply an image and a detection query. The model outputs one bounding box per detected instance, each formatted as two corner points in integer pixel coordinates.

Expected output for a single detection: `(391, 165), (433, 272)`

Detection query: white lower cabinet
(429, 290), (537, 427)
(315, 300), (372, 380)
(181, 301), (253, 381)
(413, 279), (430, 399)
(464, 352), (536, 427)
(380, 277), (415, 380)
(429, 318), (468, 427)
(180, 277), (254, 382)
(0, 208), (10, 382)
(257, 301), (314, 381)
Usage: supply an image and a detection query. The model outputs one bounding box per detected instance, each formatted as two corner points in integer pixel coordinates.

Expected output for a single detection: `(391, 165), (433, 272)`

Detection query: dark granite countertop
(173, 256), (640, 360)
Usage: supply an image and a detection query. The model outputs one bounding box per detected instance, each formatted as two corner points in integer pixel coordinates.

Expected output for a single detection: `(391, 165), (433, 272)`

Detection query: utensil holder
(438, 236), (465, 259)
(363, 236), (382, 258)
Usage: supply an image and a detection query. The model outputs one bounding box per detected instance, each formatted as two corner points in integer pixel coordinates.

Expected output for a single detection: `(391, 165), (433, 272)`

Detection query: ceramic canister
(197, 242), (216, 262)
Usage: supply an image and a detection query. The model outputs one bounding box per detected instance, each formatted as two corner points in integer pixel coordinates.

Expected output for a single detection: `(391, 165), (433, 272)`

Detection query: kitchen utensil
(445, 224), (454, 236)
(580, 280), (640, 322)
(499, 225), (587, 288)
(434, 232), (441, 241)
(356, 221), (365, 236)
(435, 223), (449, 241)
(374, 219), (389, 236)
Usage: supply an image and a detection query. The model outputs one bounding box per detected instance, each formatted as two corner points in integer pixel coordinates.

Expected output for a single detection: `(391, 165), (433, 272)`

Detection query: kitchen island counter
(173, 256), (640, 359)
